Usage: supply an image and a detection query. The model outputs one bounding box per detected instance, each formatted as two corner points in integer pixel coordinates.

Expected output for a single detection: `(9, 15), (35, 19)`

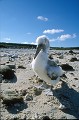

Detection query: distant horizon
(0, 41), (79, 48)
(0, 0), (79, 47)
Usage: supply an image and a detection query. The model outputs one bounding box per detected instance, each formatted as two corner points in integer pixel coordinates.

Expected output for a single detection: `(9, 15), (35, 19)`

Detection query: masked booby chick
(31, 35), (63, 95)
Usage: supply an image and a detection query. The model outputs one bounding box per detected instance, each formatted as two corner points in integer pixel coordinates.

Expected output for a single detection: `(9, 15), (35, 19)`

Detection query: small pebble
(59, 103), (66, 110)
(24, 94), (33, 101)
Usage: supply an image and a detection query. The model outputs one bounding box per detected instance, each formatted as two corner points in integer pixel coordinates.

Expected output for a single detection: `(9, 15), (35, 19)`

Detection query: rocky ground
(0, 48), (79, 120)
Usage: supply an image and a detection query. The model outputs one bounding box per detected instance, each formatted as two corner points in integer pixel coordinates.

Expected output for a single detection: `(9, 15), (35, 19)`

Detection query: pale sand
(0, 48), (79, 119)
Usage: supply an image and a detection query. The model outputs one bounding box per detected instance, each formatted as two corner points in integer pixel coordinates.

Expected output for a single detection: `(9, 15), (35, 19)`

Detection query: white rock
(59, 103), (66, 110)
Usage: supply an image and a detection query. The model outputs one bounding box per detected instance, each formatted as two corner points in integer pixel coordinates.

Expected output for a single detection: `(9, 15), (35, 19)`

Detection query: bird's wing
(47, 59), (57, 67)
(47, 71), (58, 80)
(47, 59), (58, 80)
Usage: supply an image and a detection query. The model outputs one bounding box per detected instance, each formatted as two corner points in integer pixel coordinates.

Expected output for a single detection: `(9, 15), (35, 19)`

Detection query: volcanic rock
(1, 90), (23, 105)
(0, 65), (15, 79)
(60, 63), (74, 71)
(70, 57), (78, 62)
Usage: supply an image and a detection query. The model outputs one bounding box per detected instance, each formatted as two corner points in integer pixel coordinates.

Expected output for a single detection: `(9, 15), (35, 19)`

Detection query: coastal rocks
(41, 116), (51, 120)
(60, 63), (74, 71)
(1, 49), (79, 119)
(6, 115), (27, 120)
(6, 64), (16, 69)
(8, 54), (18, 61)
(24, 94), (33, 101)
(33, 87), (42, 96)
(70, 57), (78, 62)
(0, 74), (3, 83)
(1, 90), (28, 114)
(19, 89), (27, 96)
(1, 90), (24, 105)
(59, 54), (64, 59)
(69, 50), (74, 54)
(49, 54), (54, 59)
(18, 65), (26, 69)
(0, 65), (15, 79)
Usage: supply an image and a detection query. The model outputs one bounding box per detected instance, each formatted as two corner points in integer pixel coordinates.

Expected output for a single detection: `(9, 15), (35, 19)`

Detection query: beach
(0, 48), (79, 119)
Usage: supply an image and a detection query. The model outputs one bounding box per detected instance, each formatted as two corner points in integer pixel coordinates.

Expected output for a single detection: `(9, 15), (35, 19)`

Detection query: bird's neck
(42, 48), (48, 53)
(39, 49), (48, 59)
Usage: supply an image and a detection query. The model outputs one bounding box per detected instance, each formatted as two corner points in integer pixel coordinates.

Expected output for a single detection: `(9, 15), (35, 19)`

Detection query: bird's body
(31, 35), (63, 95)
(32, 49), (63, 85)
(32, 50), (49, 83)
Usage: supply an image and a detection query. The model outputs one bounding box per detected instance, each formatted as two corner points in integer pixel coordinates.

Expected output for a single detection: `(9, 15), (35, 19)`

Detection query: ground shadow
(3, 74), (17, 83)
(6, 101), (28, 114)
(9, 74), (17, 83)
(53, 81), (79, 119)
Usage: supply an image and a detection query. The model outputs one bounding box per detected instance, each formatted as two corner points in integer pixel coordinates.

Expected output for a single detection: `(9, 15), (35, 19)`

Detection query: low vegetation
(0, 42), (79, 50)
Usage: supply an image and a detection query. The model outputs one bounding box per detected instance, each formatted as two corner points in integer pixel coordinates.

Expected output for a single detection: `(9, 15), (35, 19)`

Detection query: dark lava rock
(70, 57), (78, 62)
(61, 74), (67, 78)
(6, 64), (16, 69)
(34, 88), (42, 96)
(0, 74), (3, 83)
(42, 116), (51, 120)
(1, 90), (23, 105)
(69, 50), (74, 54)
(60, 63), (74, 71)
(74, 78), (78, 80)
(18, 65), (26, 69)
(49, 54), (53, 59)
(28, 56), (32, 60)
(0, 65), (15, 79)
(20, 89), (27, 96)
(1, 90), (28, 114)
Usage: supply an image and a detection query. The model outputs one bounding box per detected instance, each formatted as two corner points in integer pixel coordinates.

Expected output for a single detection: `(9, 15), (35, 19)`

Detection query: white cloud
(4, 37), (11, 41)
(31, 42), (37, 45)
(43, 29), (64, 34)
(22, 42), (29, 44)
(22, 41), (37, 45)
(49, 33), (77, 42)
(37, 16), (48, 21)
(26, 32), (31, 35)
(1, 37), (11, 43)
(57, 33), (76, 41)
(49, 38), (57, 42)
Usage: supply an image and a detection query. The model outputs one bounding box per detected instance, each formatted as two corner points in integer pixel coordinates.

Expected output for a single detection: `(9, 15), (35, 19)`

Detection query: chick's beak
(34, 44), (43, 59)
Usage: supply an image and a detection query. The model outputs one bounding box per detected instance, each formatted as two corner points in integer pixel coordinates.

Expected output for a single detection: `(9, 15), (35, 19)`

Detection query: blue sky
(0, 0), (79, 47)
